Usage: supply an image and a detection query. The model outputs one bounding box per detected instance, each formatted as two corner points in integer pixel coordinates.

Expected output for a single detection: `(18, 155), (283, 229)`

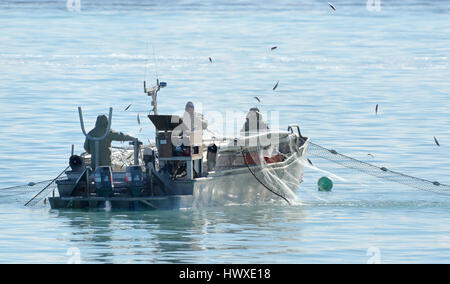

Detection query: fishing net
(305, 140), (450, 196)
(23, 181), (61, 206)
(0, 180), (51, 197)
(212, 131), (306, 205)
(240, 146), (304, 205)
(0, 177), (62, 205)
(111, 146), (137, 170)
(23, 166), (70, 206)
(111, 145), (155, 170)
(4, 132), (447, 208)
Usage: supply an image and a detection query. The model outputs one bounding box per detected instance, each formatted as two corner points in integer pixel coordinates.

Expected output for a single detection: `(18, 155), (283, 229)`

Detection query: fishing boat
(48, 81), (309, 210)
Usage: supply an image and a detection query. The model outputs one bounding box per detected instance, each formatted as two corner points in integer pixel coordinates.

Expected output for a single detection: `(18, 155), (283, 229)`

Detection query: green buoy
(318, 176), (333, 192)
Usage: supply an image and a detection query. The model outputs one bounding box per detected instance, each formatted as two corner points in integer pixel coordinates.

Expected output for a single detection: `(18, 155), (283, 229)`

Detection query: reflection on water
(49, 205), (305, 263)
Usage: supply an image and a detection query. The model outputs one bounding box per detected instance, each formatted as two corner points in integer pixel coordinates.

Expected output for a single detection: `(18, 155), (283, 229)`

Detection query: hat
(185, 101), (194, 110)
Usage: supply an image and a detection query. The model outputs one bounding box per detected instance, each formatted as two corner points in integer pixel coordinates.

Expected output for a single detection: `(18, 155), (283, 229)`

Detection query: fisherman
(240, 107), (269, 135)
(83, 114), (135, 168)
(175, 102), (208, 177)
(182, 101), (208, 131)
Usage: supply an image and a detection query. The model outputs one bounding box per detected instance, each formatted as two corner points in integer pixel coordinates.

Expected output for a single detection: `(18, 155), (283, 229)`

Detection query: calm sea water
(0, 0), (449, 263)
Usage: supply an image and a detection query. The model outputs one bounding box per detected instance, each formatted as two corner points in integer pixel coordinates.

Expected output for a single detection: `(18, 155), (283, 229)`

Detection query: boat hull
(49, 142), (308, 210)
(48, 195), (193, 210)
(190, 148), (305, 207)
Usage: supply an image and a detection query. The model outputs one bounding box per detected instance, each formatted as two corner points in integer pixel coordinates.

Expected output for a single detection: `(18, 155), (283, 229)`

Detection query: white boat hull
(189, 142), (308, 207)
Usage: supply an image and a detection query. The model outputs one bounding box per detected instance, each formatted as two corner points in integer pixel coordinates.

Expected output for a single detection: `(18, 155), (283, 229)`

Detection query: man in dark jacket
(83, 115), (135, 168)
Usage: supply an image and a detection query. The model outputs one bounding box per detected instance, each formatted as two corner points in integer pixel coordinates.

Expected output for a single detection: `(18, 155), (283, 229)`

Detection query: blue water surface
(0, 0), (449, 263)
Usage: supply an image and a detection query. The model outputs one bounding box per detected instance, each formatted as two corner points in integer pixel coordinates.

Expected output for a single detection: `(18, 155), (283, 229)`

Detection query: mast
(144, 79), (166, 115)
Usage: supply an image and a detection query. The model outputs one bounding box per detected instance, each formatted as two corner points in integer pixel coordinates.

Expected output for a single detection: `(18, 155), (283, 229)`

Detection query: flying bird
(273, 80), (279, 91)
(124, 104), (132, 111)
(307, 158), (313, 166)
(254, 96), (260, 103)
(367, 154), (375, 158)
(137, 113), (141, 126)
(328, 2), (336, 11)
(271, 46), (277, 51)
(375, 104), (379, 115)
(434, 136), (440, 146)
(209, 57), (212, 63)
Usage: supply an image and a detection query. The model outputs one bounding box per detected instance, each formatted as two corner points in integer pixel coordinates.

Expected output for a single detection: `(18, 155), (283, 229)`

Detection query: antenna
(143, 44), (166, 115)
(152, 43), (159, 82)
(144, 41), (150, 83)
(144, 79), (166, 115)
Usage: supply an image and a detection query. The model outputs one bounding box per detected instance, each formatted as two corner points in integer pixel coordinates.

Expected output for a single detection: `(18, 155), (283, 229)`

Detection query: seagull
(254, 96), (261, 103)
(328, 2), (336, 11)
(375, 104), (379, 115)
(434, 136), (440, 146)
(209, 57), (212, 63)
(137, 113), (141, 126)
(273, 80), (279, 91)
(307, 158), (313, 166)
(124, 104), (132, 111)
(271, 46), (277, 51)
